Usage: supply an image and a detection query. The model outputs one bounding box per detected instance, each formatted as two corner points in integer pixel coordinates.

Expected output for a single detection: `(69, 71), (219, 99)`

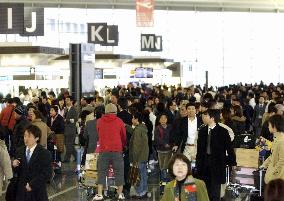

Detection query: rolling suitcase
(250, 169), (264, 201)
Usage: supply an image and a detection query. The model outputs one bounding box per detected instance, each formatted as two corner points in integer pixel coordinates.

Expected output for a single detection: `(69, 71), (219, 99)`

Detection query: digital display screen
(134, 67), (153, 78)
(95, 68), (103, 79)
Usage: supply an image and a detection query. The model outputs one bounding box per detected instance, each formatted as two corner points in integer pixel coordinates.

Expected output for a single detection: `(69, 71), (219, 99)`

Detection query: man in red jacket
(93, 103), (126, 201)
(0, 98), (15, 130)
(0, 98), (15, 151)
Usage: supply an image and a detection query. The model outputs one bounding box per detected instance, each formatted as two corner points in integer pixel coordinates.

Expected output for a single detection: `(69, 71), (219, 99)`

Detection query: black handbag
(5, 177), (18, 201)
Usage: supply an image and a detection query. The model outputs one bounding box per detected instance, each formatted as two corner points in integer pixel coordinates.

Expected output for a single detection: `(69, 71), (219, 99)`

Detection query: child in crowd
(154, 114), (172, 183)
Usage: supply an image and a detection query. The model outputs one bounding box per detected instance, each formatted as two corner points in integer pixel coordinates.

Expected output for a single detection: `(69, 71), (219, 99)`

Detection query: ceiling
(1, 0), (284, 12)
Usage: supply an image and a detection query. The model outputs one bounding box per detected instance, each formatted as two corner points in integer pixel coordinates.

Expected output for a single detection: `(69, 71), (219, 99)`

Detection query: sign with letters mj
(141, 34), (162, 52)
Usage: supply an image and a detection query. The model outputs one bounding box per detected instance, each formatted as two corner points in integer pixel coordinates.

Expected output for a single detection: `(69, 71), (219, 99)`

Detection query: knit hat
(105, 103), (117, 114)
(14, 105), (27, 116)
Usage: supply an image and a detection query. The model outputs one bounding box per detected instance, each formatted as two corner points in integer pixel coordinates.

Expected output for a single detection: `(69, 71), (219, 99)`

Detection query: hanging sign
(136, 0), (154, 27)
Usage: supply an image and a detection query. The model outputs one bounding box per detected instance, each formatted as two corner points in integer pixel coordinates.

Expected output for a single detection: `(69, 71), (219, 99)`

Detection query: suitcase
(224, 166), (264, 201)
(250, 169), (265, 201)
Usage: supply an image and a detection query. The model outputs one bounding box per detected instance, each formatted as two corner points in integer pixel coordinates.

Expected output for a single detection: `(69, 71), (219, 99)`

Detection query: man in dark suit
(117, 97), (133, 199)
(165, 101), (178, 125)
(12, 125), (52, 201)
(172, 102), (202, 161)
(63, 96), (78, 162)
(253, 96), (266, 137)
(196, 109), (236, 201)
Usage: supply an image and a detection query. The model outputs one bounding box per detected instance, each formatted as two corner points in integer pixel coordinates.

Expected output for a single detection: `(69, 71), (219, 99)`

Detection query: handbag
(5, 177), (18, 201)
(55, 134), (65, 152)
(128, 162), (140, 186)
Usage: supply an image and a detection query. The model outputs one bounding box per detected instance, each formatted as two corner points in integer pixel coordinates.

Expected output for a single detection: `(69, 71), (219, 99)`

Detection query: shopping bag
(128, 163), (140, 186)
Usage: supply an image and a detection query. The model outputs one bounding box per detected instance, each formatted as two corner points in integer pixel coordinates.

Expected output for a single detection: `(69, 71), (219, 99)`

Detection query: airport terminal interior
(1, 0), (284, 201)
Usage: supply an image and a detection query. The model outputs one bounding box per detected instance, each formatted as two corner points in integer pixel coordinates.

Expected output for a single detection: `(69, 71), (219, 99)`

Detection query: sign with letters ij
(0, 3), (44, 36)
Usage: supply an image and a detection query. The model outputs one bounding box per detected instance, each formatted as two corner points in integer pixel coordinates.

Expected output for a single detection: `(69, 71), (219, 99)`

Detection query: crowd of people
(0, 82), (284, 201)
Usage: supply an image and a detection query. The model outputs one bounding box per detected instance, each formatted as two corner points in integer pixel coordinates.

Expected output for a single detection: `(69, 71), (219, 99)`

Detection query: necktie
(206, 128), (212, 155)
(26, 149), (31, 163)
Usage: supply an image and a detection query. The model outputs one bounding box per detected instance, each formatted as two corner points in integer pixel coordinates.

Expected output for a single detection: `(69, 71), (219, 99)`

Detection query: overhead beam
(0, 0), (284, 12)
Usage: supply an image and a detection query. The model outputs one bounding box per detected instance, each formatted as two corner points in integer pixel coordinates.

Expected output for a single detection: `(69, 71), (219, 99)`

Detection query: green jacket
(129, 123), (149, 163)
(161, 176), (210, 201)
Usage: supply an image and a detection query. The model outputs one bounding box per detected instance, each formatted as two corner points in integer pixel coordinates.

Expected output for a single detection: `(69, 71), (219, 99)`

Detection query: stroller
(47, 132), (62, 175)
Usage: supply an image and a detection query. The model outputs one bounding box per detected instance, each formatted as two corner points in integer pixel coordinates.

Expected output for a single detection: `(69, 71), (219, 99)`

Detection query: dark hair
(186, 102), (196, 109)
(221, 108), (232, 125)
(156, 113), (168, 126)
(168, 153), (192, 178)
(195, 102), (201, 110)
(117, 97), (128, 110)
(232, 105), (243, 117)
(132, 112), (143, 123)
(167, 101), (177, 109)
(25, 125), (42, 143)
(27, 104), (37, 112)
(156, 102), (165, 113)
(203, 109), (221, 123)
(37, 103), (48, 118)
(6, 98), (13, 104)
(50, 105), (59, 113)
(81, 110), (91, 122)
(86, 97), (94, 104)
(268, 102), (277, 113)
(32, 110), (42, 119)
(269, 107), (277, 114)
(268, 115), (284, 132)
(12, 97), (22, 106)
(48, 91), (56, 98)
(95, 106), (104, 119)
(265, 179), (284, 201)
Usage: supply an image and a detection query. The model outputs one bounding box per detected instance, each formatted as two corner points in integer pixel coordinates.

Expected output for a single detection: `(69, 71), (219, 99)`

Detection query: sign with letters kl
(0, 3), (44, 36)
(88, 23), (119, 46)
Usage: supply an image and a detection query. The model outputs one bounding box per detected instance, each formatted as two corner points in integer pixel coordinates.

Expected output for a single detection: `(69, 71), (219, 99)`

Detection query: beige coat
(262, 132), (284, 184)
(32, 119), (51, 148)
(0, 140), (13, 196)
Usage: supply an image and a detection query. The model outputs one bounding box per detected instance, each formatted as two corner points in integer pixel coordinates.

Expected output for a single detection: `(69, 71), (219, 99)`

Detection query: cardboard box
(235, 148), (259, 168)
(82, 170), (98, 187)
(85, 153), (98, 171)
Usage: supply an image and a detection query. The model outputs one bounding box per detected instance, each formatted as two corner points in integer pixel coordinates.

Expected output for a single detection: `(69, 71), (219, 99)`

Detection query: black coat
(196, 124), (237, 184)
(165, 109), (177, 125)
(15, 145), (52, 201)
(172, 116), (202, 152)
(47, 114), (65, 134)
(13, 117), (31, 150)
(117, 110), (132, 126)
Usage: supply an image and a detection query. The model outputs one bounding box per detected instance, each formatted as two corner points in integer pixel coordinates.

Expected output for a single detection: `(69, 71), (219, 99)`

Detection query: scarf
(173, 176), (197, 201)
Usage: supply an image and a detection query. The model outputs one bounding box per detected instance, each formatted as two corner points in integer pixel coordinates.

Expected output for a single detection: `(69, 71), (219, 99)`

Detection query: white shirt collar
(188, 116), (197, 122)
(26, 144), (37, 155)
(208, 123), (216, 130)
